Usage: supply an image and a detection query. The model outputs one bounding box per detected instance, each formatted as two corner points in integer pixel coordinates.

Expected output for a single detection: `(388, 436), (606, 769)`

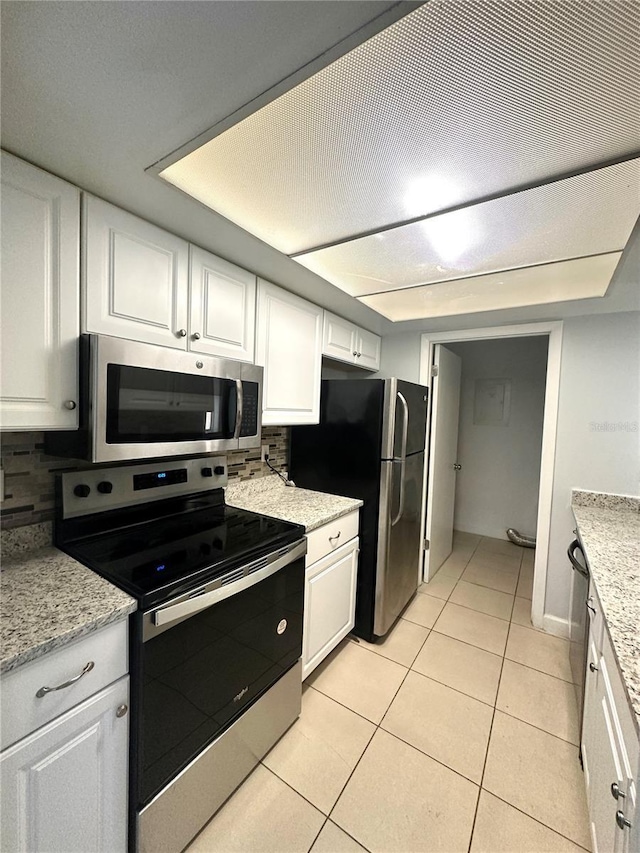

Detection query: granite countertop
(572, 489), (640, 731)
(226, 474), (362, 532)
(1, 547), (136, 675)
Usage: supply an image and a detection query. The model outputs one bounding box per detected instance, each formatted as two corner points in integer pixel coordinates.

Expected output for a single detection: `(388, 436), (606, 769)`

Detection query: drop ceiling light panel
(159, 0), (640, 255)
(359, 253), (623, 322)
(294, 160), (639, 296)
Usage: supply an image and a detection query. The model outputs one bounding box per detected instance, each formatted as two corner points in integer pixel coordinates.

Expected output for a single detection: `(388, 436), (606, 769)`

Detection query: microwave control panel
(60, 456), (228, 518)
(240, 382), (259, 437)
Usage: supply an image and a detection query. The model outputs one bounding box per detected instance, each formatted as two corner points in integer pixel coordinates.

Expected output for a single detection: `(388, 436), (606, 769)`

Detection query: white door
(356, 328), (381, 371)
(1, 677), (129, 853)
(189, 246), (256, 362)
(83, 196), (189, 349)
(0, 151), (80, 430)
(424, 344), (462, 580)
(322, 311), (357, 364)
(256, 279), (323, 425)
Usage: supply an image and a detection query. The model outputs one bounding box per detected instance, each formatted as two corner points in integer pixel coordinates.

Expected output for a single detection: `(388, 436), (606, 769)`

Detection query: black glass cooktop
(55, 493), (305, 609)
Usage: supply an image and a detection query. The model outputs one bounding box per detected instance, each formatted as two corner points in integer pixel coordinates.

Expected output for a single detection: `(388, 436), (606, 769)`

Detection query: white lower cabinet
(581, 591), (639, 853)
(1, 620), (130, 853)
(1, 676), (129, 853)
(302, 511), (360, 680)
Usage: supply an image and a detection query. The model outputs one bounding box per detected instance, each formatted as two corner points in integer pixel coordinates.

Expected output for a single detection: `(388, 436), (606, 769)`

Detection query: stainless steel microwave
(45, 335), (262, 463)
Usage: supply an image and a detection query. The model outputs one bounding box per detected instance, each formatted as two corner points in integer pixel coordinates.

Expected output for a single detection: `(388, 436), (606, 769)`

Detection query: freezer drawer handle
(36, 661), (95, 698)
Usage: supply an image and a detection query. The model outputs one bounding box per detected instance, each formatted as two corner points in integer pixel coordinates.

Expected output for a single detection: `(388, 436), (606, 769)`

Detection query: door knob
(192, 332), (201, 340)
(611, 782), (626, 800)
(176, 329), (187, 337)
(453, 463), (462, 470)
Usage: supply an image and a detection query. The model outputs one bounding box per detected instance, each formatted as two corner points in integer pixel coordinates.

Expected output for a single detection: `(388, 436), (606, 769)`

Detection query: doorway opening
(419, 322), (563, 634)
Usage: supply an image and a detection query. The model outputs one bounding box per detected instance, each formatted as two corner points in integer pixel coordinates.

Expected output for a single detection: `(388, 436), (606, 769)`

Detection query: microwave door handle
(234, 379), (243, 438)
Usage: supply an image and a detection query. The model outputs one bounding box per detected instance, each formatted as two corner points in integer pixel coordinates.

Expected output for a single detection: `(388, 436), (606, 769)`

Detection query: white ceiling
(2, 1), (638, 335)
(0, 0), (409, 334)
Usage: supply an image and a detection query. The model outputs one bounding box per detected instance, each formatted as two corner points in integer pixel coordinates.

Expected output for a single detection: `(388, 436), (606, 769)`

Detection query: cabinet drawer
(306, 510), (359, 566)
(1, 620), (128, 750)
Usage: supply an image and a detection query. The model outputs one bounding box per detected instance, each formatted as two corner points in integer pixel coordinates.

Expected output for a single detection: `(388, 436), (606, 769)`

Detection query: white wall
(380, 309), (640, 624)
(545, 310), (640, 621)
(447, 337), (548, 540)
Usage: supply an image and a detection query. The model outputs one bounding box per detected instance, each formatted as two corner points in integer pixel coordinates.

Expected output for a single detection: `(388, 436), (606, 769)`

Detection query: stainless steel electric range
(54, 456), (306, 853)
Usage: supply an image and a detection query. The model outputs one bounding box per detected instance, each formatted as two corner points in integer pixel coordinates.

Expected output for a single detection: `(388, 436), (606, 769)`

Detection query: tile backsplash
(0, 427), (289, 530)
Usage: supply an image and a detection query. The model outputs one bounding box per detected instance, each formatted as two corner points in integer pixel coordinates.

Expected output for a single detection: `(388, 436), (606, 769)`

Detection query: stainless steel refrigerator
(290, 378), (429, 641)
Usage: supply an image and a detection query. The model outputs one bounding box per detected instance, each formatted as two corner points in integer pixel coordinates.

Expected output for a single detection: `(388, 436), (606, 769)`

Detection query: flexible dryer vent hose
(506, 528), (536, 548)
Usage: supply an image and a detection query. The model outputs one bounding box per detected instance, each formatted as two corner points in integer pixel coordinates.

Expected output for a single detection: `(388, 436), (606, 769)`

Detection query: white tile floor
(186, 532), (591, 853)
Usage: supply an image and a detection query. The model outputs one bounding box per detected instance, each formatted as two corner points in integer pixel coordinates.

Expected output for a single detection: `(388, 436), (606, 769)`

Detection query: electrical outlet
(261, 444), (270, 462)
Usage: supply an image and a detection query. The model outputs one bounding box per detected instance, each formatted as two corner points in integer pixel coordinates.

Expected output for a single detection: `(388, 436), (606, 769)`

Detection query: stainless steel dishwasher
(567, 535), (590, 752)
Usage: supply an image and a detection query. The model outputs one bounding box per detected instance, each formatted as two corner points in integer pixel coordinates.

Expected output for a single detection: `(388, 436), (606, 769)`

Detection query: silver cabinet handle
(64, 400), (77, 410)
(589, 662), (598, 673)
(192, 332), (201, 340)
(329, 531), (341, 542)
(36, 661), (95, 698)
(616, 810), (632, 830)
(176, 328), (187, 337)
(611, 782), (626, 800)
(353, 351), (358, 357)
(586, 597), (596, 615)
(453, 463), (462, 470)
(116, 704), (128, 718)
(357, 352), (362, 357)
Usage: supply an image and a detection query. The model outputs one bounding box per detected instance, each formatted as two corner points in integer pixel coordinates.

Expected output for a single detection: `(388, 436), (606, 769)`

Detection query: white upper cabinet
(323, 312), (358, 363)
(189, 246), (256, 362)
(322, 311), (380, 371)
(83, 196), (189, 349)
(357, 326), (382, 371)
(256, 280), (323, 425)
(0, 151), (80, 431)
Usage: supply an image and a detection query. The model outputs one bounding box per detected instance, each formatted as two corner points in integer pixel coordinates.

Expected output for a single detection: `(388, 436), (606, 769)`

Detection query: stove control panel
(60, 456), (228, 518)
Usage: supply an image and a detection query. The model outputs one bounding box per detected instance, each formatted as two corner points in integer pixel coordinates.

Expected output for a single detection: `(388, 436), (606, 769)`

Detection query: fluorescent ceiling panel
(294, 160), (640, 296)
(159, 0), (640, 255)
(358, 253), (622, 321)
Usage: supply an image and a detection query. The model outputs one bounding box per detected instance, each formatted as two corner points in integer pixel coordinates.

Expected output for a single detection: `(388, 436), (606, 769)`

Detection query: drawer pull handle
(35, 661), (95, 698)
(329, 532), (341, 542)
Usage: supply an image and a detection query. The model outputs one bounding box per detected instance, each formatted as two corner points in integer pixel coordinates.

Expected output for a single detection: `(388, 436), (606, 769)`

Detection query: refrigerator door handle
(391, 391), (409, 526)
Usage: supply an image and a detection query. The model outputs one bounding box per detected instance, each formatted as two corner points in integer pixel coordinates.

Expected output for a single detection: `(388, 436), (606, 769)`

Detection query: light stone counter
(1, 543), (136, 675)
(226, 474), (362, 532)
(572, 489), (640, 730)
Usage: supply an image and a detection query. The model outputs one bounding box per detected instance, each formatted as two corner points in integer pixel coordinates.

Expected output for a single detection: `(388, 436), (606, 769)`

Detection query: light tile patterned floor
(186, 533), (590, 853)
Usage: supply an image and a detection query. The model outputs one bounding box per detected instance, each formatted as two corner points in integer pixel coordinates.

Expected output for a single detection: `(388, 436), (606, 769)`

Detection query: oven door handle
(151, 539), (306, 629)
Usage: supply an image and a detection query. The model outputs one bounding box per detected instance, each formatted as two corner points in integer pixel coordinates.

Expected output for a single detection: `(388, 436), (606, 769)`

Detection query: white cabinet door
(302, 537), (359, 680)
(1, 676), (129, 853)
(357, 327), (381, 371)
(84, 196), (189, 349)
(0, 151), (79, 430)
(189, 246), (256, 361)
(321, 311), (381, 372)
(256, 280), (323, 425)
(322, 311), (358, 364)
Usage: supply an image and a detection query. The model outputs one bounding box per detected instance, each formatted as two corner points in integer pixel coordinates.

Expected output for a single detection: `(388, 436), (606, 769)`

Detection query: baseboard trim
(540, 613), (570, 639)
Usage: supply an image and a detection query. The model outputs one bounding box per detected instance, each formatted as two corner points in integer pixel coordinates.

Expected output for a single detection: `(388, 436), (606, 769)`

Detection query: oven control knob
(201, 467), (213, 478)
(73, 484), (91, 498)
(97, 481), (113, 494)
(214, 466), (225, 476)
